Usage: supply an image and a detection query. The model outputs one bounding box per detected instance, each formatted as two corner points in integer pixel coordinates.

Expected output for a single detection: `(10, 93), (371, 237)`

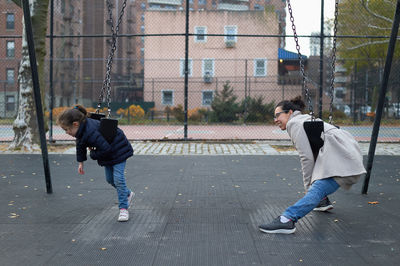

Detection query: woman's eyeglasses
(274, 110), (288, 119)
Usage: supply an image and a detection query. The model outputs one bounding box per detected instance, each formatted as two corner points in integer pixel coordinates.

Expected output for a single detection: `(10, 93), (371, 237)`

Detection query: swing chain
(328, 0), (339, 124)
(287, 0), (315, 120)
(98, 0), (127, 117)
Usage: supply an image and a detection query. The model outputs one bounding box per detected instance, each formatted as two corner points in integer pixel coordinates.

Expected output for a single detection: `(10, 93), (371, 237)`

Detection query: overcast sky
(284, 0), (336, 55)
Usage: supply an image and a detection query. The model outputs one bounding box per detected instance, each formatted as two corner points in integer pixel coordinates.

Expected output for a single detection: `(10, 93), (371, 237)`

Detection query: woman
(259, 96), (366, 234)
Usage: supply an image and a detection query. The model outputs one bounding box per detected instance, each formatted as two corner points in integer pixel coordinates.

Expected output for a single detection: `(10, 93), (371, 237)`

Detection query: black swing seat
(303, 120), (324, 161)
(89, 112), (106, 120)
(100, 117), (118, 143)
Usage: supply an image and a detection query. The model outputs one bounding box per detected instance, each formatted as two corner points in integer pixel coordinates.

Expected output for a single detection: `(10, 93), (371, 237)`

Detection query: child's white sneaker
(127, 191), (135, 209)
(118, 208), (129, 222)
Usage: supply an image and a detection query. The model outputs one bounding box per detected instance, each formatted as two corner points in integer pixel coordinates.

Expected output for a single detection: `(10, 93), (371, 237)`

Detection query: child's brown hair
(57, 105), (87, 128)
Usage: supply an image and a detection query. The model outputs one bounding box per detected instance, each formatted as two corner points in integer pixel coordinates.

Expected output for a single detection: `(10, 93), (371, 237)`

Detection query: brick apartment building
(144, 10), (287, 110)
(1, 0), (290, 112)
(0, 0), (22, 118)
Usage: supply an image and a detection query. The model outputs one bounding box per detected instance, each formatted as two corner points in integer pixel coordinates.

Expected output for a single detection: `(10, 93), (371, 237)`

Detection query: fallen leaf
(100, 247), (107, 251)
(334, 219), (339, 223)
(368, 201), (379, 204)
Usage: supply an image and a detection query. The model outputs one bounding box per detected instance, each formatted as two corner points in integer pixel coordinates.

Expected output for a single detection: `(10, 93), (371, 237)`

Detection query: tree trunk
(9, 0), (49, 152)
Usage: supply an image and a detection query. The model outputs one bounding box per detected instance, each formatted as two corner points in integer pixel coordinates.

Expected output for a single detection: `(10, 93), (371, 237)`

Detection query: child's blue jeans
(104, 161), (131, 209)
(283, 177), (340, 222)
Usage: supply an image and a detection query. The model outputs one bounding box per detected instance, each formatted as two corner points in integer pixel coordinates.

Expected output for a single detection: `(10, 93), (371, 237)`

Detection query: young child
(57, 105), (134, 222)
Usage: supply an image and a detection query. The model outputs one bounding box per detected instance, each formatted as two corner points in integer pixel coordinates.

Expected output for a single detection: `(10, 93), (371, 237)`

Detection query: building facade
(144, 10), (283, 110)
(0, 0), (22, 118)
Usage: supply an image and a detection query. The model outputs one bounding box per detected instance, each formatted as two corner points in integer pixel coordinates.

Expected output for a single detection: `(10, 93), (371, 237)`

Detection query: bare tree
(10, 0), (49, 151)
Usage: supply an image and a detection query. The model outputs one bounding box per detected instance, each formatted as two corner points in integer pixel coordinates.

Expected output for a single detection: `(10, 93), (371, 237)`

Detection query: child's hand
(78, 162), (85, 175)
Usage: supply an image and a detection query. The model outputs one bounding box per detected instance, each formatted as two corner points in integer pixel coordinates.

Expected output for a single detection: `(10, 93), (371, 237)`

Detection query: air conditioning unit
(204, 73), (213, 83)
(225, 40), (236, 48)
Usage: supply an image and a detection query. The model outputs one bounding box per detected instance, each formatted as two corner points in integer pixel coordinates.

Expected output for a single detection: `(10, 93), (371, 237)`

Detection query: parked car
(388, 103), (400, 118)
(360, 105), (372, 114)
(335, 104), (351, 116)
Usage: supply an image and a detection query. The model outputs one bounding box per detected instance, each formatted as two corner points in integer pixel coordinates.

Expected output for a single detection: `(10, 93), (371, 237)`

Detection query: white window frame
(202, 90), (214, 106)
(162, 90), (174, 106)
(180, 58), (193, 77)
(6, 68), (14, 84)
(202, 58), (215, 77)
(254, 58), (267, 77)
(6, 41), (15, 58)
(6, 13), (15, 30)
(224, 25), (237, 42)
(194, 26), (207, 43)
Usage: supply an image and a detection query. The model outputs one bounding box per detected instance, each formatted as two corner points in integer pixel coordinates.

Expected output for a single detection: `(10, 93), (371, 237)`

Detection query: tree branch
(368, 24), (392, 30)
(346, 39), (390, 50)
(361, 0), (393, 23)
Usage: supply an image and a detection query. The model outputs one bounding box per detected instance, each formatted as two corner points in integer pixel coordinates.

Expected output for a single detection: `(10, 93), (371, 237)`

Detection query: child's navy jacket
(75, 118), (133, 166)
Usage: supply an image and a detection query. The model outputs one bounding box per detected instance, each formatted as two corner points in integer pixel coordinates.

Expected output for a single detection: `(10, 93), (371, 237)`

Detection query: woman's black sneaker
(313, 197), (333, 212)
(259, 217), (296, 234)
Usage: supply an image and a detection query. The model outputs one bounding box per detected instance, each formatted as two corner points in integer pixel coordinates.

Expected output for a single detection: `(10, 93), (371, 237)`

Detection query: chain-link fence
(1, 0), (399, 142)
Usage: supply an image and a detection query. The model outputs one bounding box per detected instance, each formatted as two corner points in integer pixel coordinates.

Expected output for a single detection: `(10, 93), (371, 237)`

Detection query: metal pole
(362, 0), (400, 194)
(183, 0), (189, 140)
(319, 0), (324, 118)
(22, 0), (52, 193)
(49, 0), (54, 142)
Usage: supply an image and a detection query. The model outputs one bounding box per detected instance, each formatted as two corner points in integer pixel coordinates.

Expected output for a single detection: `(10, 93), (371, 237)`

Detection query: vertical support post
(244, 59), (248, 122)
(362, 0), (400, 194)
(22, 0), (52, 193)
(49, 0), (54, 142)
(183, 0), (190, 140)
(319, 0), (324, 118)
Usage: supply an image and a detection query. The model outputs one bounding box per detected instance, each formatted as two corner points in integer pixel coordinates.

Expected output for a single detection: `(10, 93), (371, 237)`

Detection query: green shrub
(241, 96), (275, 123)
(210, 81), (241, 122)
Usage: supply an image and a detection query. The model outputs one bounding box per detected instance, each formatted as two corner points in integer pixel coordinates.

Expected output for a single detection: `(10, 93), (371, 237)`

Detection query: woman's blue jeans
(104, 161), (131, 209)
(283, 178), (340, 222)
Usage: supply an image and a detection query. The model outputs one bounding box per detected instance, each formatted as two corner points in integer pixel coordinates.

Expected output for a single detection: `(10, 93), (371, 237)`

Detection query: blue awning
(278, 48), (307, 60)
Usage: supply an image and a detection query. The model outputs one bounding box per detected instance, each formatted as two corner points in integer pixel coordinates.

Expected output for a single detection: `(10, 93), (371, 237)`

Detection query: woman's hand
(78, 162), (85, 175)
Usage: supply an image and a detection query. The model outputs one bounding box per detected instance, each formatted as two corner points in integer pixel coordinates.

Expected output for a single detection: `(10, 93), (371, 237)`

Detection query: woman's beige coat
(287, 111), (366, 191)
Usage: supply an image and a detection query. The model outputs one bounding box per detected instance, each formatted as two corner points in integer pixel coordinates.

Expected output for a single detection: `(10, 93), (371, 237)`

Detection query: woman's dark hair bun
(290, 96), (305, 111)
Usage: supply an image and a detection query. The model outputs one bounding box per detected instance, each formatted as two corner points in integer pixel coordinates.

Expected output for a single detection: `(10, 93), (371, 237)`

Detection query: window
(6, 69), (14, 84)
(254, 4), (263, 10)
(224, 26), (237, 42)
(6, 96), (15, 112)
(202, 59), (214, 77)
(141, 3), (146, 10)
(194, 26), (207, 43)
(6, 13), (15, 30)
(162, 90), (173, 105)
(6, 41), (15, 58)
(199, 0), (206, 5)
(180, 58), (193, 77)
(61, 0), (65, 14)
(141, 26), (145, 33)
(140, 48), (144, 57)
(202, 91), (213, 106)
(254, 59), (267, 76)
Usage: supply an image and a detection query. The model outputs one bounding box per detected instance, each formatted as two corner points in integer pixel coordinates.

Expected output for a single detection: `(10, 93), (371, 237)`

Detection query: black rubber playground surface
(0, 154), (399, 265)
